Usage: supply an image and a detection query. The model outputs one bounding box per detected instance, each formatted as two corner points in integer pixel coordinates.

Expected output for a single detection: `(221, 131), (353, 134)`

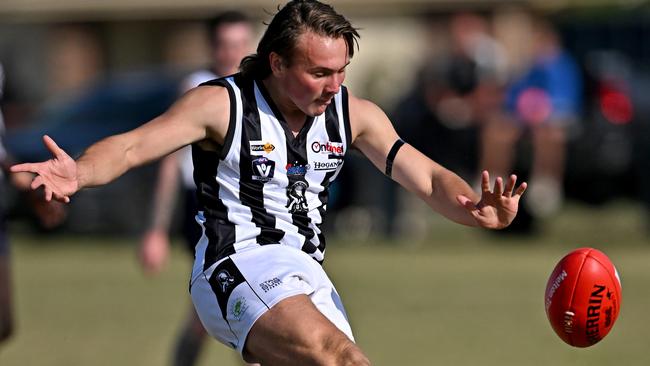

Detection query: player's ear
(269, 52), (284, 76)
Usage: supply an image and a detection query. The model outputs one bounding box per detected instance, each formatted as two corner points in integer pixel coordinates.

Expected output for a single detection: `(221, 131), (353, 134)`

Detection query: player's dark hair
(240, 0), (359, 79)
(206, 11), (251, 47)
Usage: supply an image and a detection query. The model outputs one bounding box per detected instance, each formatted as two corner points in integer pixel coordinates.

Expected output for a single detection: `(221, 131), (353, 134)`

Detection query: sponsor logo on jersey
(286, 181), (309, 213)
(252, 157), (275, 182)
(216, 270), (235, 292)
(259, 277), (283, 293)
(313, 160), (344, 171)
(250, 141), (276, 154)
(311, 141), (344, 156)
(286, 162), (310, 176)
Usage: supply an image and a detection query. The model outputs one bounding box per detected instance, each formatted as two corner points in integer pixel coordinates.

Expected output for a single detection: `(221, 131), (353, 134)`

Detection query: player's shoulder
(184, 82), (230, 105)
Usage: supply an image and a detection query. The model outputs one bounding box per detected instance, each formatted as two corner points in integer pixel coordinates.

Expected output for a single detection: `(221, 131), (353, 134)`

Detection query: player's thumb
(456, 195), (476, 211)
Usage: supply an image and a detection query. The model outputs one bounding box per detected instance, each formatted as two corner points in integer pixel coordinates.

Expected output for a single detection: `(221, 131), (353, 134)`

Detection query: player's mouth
(316, 95), (334, 105)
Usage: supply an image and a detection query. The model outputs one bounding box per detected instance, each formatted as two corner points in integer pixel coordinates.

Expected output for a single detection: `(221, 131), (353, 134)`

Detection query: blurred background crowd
(2, 0), (650, 239)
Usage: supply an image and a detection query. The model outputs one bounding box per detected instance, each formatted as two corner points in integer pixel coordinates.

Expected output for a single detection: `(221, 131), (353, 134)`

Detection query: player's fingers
(44, 186), (53, 202)
(504, 174), (517, 197)
(54, 192), (71, 204)
(30, 175), (44, 190)
(10, 162), (38, 174)
(481, 170), (490, 193)
(513, 182), (528, 197)
(43, 135), (67, 160)
(494, 176), (503, 197)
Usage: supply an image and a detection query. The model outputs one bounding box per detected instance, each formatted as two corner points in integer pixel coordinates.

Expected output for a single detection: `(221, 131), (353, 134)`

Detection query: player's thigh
(244, 294), (365, 365)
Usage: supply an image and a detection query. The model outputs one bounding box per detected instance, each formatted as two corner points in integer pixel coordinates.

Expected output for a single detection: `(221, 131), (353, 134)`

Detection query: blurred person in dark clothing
(387, 12), (508, 237)
(0, 62), (66, 345)
(480, 16), (582, 219)
(137, 11), (257, 366)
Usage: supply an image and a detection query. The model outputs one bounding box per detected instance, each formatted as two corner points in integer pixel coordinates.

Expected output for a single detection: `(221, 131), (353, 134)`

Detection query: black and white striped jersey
(191, 73), (351, 279)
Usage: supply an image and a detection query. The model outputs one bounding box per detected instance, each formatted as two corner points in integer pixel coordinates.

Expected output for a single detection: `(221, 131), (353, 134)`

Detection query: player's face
(212, 22), (254, 76)
(279, 32), (349, 117)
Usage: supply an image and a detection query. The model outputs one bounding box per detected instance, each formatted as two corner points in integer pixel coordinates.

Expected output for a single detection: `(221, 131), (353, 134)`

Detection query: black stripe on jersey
(324, 95), (344, 153)
(192, 146), (237, 270)
(238, 78), (285, 245)
(341, 86), (352, 148)
(193, 78), (239, 269)
(315, 170), (336, 259)
(256, 81), (317, 252)
(314, 95), (347, 257)
(198, 78), (237, 160)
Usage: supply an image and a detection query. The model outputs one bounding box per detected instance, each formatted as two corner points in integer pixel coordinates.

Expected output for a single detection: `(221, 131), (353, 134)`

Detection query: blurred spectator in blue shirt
(480, 15), (582, 219)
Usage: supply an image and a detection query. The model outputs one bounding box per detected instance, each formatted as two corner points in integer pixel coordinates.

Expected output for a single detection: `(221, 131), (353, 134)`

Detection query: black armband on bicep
(385, 139), (405, 177)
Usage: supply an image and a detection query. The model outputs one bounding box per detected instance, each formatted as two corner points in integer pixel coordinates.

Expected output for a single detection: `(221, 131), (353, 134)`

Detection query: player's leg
(171, 306), (207, 366)
(191, 244), (368, 365)
(531, 123), (566, 183)
(527, 123), (566, 217)
(479, 114), (521, 179)
(243, 294), (369, 365)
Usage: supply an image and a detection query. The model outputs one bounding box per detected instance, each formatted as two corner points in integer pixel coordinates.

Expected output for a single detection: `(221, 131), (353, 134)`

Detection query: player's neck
(261, 78), (307, 135)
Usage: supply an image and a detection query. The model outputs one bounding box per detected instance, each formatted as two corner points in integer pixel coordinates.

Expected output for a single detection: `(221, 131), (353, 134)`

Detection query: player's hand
(9, 135), (78, 203)
(138, 229), (170, 275)
(457, 170), (527, 229)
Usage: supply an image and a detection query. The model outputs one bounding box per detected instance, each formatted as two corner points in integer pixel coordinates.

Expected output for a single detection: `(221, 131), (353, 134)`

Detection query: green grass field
(1, 202), (649, 365)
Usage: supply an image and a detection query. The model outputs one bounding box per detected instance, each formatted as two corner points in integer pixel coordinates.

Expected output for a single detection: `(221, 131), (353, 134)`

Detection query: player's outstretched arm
(10, 85), (230, 203)
(349, 93), (526, 229)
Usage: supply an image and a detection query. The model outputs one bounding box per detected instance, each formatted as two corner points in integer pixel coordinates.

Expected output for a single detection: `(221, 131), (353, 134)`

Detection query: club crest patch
(216, 270), (235, 292)
(286, 181), (309, 213)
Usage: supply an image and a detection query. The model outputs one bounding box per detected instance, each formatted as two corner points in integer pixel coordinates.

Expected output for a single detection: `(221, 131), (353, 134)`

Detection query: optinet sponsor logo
(311, 141), (344, 155)
(313, 160), (343, 171)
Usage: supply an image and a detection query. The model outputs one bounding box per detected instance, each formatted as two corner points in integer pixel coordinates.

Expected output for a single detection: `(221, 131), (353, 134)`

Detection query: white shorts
(190, 244), (354, 354)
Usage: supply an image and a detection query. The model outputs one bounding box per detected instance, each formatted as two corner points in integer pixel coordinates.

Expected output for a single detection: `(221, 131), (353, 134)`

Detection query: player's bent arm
(349, 94), (480, 227)
(77, 85), (230, 189)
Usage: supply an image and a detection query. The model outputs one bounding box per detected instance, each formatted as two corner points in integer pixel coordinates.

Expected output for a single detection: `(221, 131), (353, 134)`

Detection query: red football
(544, 248), (622, 347)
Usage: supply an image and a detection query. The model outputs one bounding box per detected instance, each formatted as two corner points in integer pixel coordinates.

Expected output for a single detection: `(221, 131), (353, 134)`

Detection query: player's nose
(324, 75), (341, 94)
